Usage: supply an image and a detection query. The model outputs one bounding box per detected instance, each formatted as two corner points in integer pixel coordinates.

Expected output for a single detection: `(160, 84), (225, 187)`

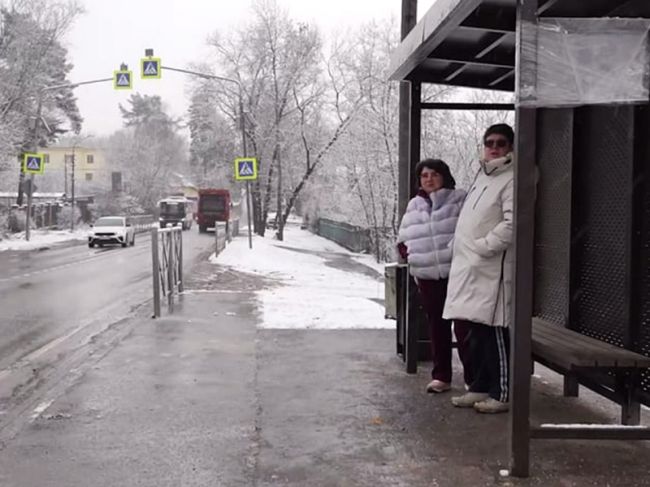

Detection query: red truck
(196, 189), (232, 233)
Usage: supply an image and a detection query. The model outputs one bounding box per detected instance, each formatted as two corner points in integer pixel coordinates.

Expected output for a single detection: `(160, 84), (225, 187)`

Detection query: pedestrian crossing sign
(234, 157), (258, 181)
(141, 57), (161, 79)
(113, 69), (133, 90)
(23, 153), (45, 174)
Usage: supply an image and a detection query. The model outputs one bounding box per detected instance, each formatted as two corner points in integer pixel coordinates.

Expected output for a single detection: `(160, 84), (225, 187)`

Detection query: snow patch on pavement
(212, 226), (391, 330)
(0, 228), (89, 252)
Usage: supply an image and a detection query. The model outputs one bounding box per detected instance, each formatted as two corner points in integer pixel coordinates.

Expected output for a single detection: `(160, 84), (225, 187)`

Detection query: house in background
(37, 145), (110, 195)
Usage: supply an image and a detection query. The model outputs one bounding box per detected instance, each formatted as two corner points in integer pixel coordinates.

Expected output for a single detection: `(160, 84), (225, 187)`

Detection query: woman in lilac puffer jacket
(397, 159), (471, 393)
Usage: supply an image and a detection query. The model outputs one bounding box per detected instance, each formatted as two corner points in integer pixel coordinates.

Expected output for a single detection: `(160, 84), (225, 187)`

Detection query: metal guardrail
(228, 218), (240, 241)
(151, 226), (183, 318)
(130, 214), (155, 234)
(215, 222), (227, 255)
(317, 218), (371, 253)
(214, 218), (240, 256)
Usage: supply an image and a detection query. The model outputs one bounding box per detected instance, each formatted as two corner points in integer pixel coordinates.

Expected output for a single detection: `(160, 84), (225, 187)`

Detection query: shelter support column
(397, 0), (417, 219)
(404, 81), (421, 374)
(509, 0), (539, 478)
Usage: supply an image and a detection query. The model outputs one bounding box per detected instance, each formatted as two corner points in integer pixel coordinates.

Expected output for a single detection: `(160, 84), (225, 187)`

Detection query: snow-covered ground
(0, 228), (89, 252)
(212, 225), (392, 330)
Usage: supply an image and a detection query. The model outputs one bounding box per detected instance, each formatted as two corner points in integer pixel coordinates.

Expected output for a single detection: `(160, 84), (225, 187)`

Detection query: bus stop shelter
(390, 0), (650, 477)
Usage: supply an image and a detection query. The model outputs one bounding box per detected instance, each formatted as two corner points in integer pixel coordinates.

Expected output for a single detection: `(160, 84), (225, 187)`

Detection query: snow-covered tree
(0, 0), (83, 202)
(307, 20), (512, 262)
(199, 0), (365, 240)
(187, 81), (238, 188)
(105, 94), (188, 212)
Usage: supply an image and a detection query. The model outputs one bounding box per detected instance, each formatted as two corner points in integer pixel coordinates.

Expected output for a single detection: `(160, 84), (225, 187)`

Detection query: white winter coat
(397, 188), (466, 280)
(442, 155), (514, 327)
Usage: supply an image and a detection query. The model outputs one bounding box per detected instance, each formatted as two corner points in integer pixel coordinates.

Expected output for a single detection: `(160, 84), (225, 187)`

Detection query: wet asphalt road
(1, 230), (649, 486)
(0, 229), (215, 410)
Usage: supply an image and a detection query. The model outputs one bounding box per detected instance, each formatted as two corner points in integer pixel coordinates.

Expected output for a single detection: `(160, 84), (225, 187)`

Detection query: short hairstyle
(483, 123), (515, 146)
(414, 158), (456, 190)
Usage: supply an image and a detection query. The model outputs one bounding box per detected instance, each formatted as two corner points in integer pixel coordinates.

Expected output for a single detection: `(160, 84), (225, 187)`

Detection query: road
(0, 229), (215, 428)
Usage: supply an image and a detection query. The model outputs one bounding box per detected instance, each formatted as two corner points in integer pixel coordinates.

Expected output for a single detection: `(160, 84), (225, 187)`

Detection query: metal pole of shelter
(405, 80), (422, 375)
(508, 0), (539, 478)
(398, 0), (418, 220)
(398, 0), (419, 375)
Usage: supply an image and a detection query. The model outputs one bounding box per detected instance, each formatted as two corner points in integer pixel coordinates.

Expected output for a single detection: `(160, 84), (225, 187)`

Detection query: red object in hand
(397, 242), (408, 260)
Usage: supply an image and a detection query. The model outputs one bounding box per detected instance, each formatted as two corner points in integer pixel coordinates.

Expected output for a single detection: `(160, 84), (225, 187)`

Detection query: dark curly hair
(414, 158), (456, 190)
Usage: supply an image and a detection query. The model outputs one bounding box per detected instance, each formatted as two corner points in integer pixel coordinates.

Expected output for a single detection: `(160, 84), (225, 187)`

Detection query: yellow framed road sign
(141, 57), (161, 79)
(234, 157), (258, 181)
(114, 70), (133, 90)
(23, 153), (45, 174)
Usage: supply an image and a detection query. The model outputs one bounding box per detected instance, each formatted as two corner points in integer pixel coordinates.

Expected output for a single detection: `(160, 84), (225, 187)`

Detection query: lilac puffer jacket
(397, 188), (465, 280)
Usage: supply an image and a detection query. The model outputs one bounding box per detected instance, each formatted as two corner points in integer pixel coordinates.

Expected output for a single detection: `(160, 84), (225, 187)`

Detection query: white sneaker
(474, 397), (509, 414)
(451, 392), (489, 408)
(426, 379), (451, 393)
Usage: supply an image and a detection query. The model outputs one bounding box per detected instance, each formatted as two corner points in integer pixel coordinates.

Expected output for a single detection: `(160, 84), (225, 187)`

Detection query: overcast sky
(65, 0), (436, 138)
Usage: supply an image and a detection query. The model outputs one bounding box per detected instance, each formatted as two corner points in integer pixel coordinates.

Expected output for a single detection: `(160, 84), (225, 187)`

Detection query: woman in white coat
(397, 159), (471, 393)
(443, 124), (515, 414)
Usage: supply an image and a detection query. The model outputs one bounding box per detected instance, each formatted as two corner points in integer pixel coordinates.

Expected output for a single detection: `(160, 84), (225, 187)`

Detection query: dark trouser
(459, 320), (510, 402)
(416, 279), (472, 384)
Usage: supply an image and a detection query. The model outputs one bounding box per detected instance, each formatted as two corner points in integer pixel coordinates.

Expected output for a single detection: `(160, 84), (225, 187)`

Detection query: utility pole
(70, 145), (76, 231)
(24, 99), (43, 241)
(64, 155), (68, 196)
(69, 134), (92, 232)
(239, 95), (253, 249)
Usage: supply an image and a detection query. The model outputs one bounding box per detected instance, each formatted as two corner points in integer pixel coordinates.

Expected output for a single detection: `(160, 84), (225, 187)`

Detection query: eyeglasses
(484, 138), (509, 149)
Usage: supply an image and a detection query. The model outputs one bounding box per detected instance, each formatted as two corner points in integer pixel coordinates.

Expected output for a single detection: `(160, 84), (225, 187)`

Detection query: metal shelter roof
(389, 0), (650, 91)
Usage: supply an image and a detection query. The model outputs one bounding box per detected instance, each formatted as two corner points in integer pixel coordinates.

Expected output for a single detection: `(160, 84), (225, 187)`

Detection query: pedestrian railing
(215, 222), (227, 255)
(151, 226), (183, 318)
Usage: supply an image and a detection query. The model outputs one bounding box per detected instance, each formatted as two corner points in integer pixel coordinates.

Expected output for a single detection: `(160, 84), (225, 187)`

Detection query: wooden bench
(531, 318), (650, 440)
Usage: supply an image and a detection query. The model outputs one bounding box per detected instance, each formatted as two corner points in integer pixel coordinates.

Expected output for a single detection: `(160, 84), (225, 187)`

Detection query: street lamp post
(7, 77), (113, 240)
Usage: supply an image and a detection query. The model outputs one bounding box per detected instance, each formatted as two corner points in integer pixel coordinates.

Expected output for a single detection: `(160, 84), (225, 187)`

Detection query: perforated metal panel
(533, 109), (573, 326)
(636, 106), (650, 395)
(640, 183), (650, 393)
(570, 106), (634, 347)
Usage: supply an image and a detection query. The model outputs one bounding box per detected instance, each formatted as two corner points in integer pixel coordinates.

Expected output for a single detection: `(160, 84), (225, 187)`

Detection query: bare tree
(205, 0), (342, 239)
(308, 20), (512, 262)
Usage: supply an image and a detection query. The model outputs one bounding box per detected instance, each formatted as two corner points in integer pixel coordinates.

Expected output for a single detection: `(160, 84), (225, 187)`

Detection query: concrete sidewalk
(0, 255), (648, 486)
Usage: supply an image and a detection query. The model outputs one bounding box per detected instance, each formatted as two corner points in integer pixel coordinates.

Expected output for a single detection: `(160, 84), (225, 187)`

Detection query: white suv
(88, 216), (135, 248)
